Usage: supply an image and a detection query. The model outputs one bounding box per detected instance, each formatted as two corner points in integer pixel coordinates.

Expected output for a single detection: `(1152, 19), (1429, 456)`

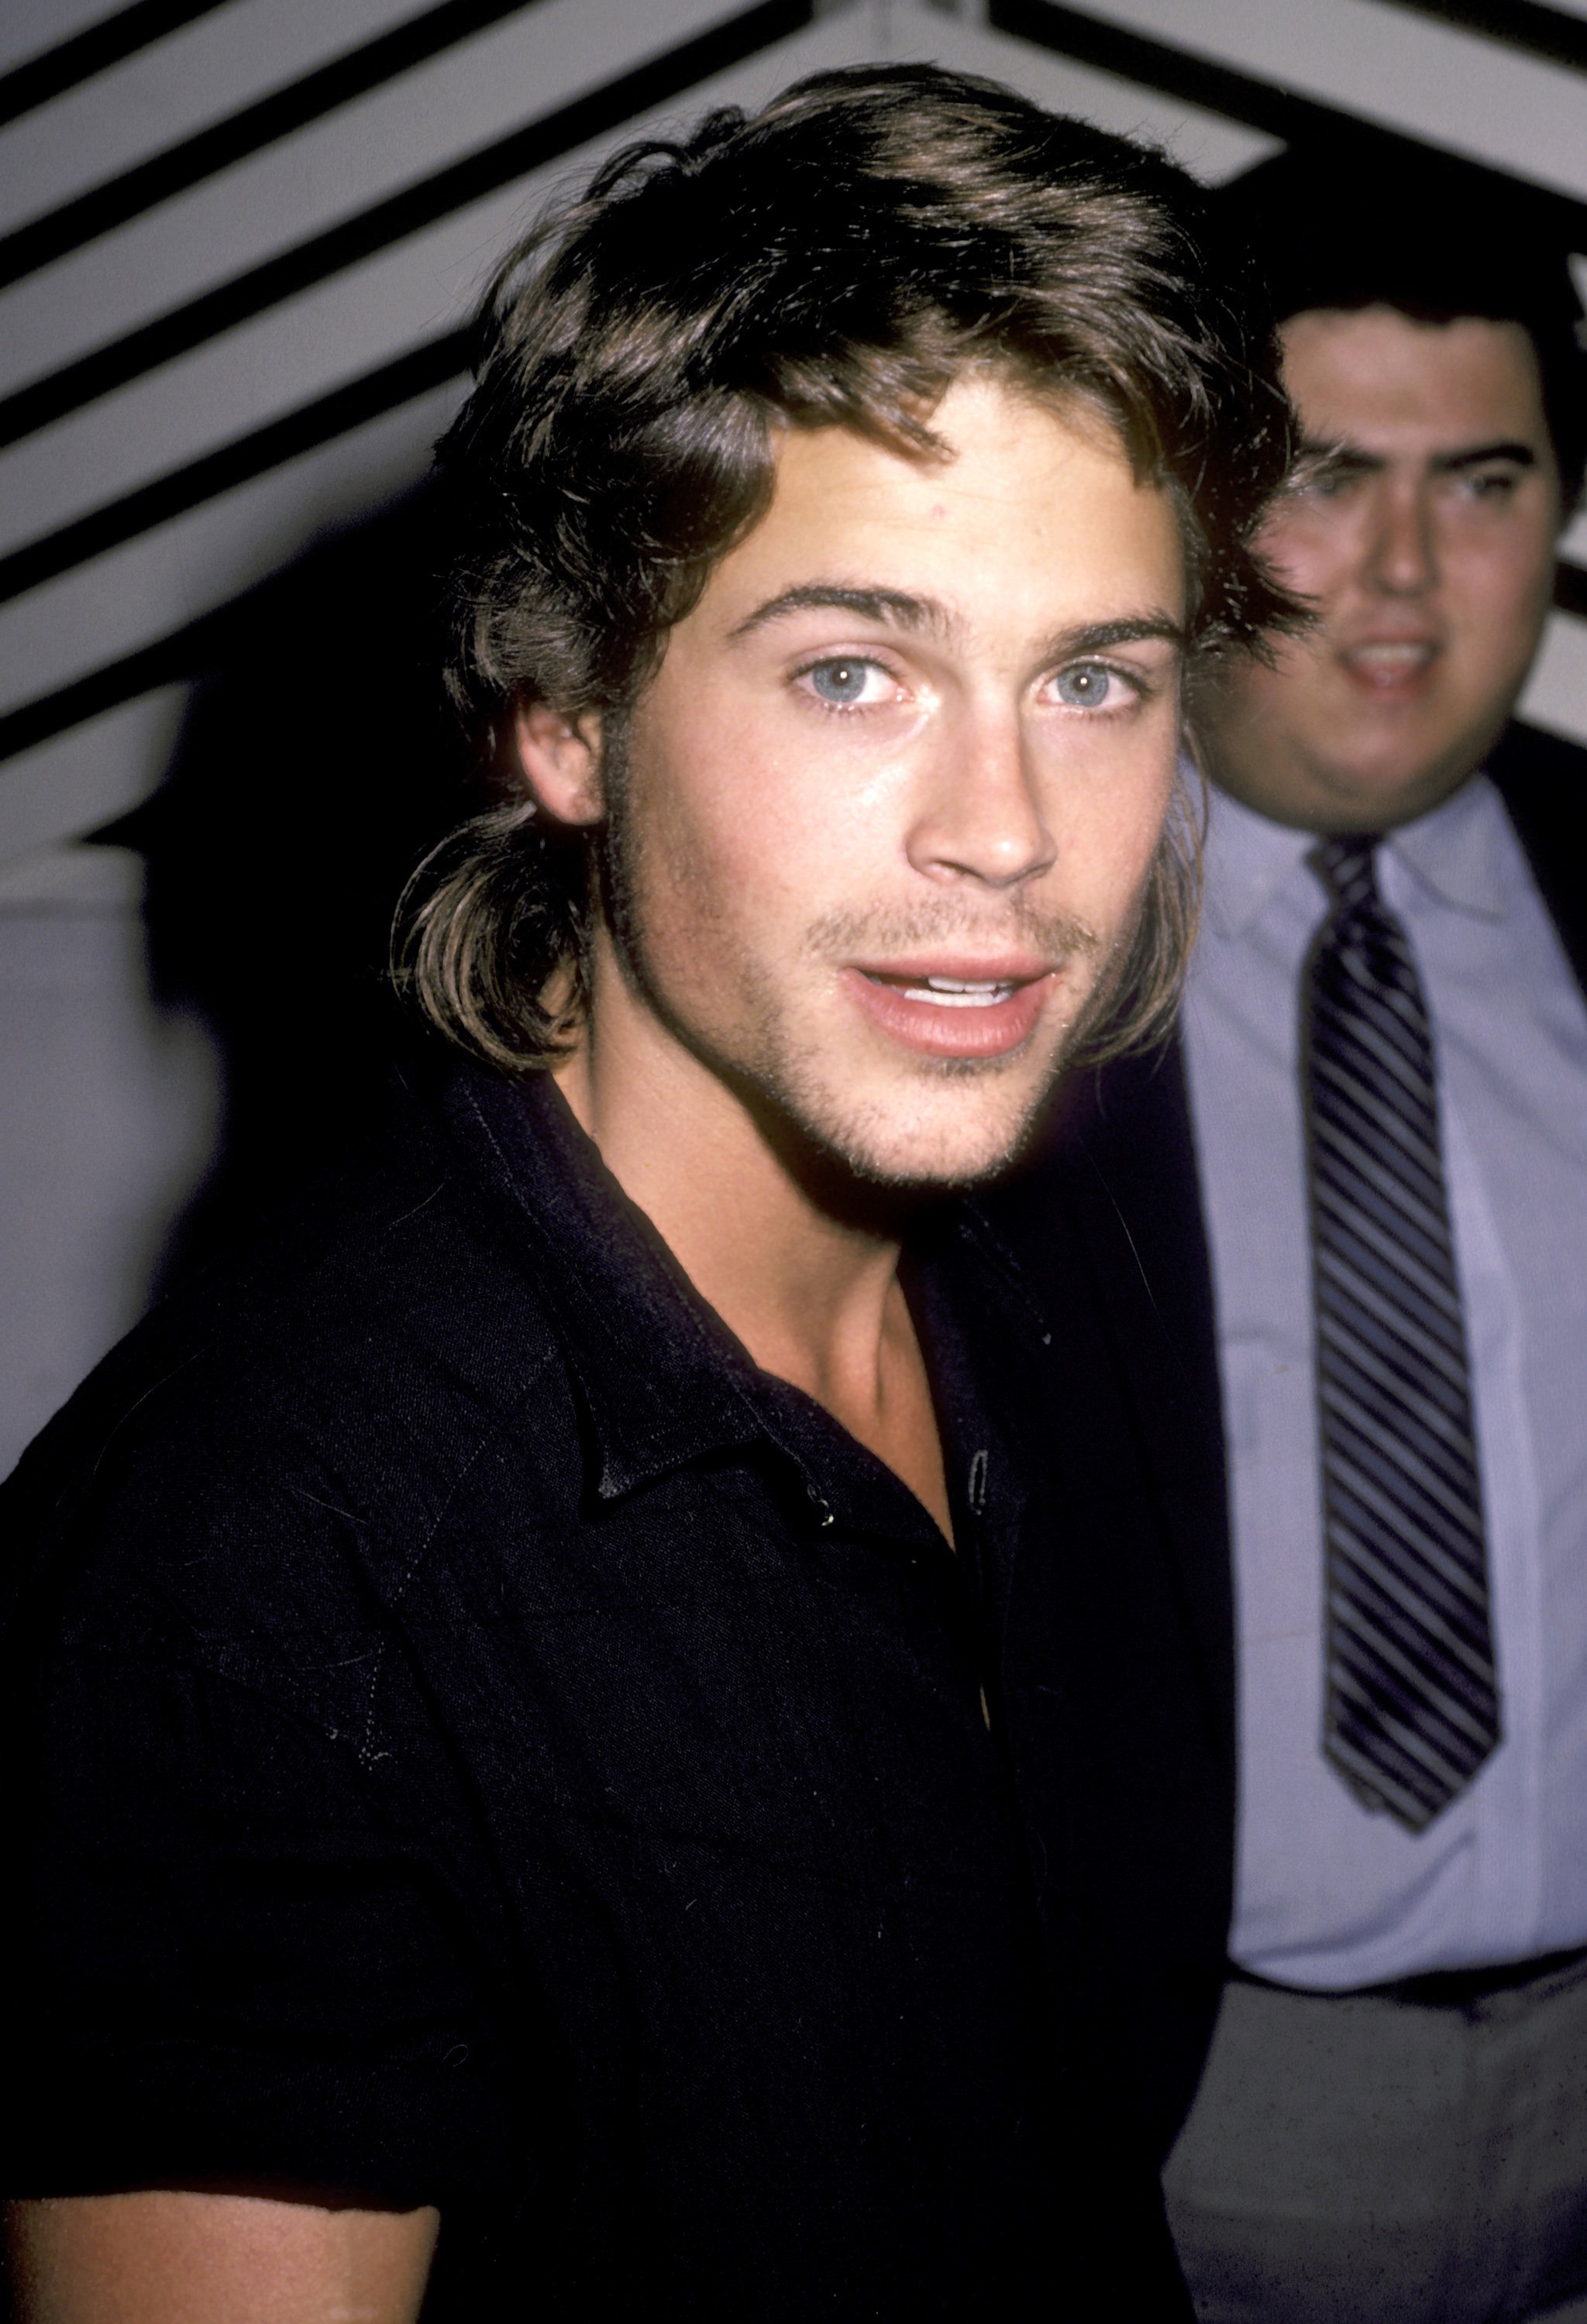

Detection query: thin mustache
(803, 902), (1100, 962)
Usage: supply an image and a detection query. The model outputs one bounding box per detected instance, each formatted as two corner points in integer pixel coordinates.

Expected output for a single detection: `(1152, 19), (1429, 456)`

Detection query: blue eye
(806, 659), (874, 704)
(1055, 663), (1117, 708)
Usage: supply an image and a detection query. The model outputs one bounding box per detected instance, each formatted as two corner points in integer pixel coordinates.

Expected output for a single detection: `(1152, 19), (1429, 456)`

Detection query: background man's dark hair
(396, 62), (1300, 1074)
(1216, 141), (1587, 507)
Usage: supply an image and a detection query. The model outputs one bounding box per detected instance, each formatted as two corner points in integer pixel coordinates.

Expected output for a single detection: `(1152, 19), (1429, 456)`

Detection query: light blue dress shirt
(1183, 773), (1587, 1989)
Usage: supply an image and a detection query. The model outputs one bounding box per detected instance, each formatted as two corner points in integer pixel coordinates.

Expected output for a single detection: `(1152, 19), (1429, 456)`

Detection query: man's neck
(552, 978), (954, 1541)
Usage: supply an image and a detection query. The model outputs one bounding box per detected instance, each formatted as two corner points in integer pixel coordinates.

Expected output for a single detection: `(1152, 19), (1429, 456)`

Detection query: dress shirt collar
(1200, 767), (1512, 941)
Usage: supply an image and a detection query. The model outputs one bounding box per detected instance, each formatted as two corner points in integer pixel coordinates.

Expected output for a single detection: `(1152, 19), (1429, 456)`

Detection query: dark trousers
(1162, 1949), (1587, 2324)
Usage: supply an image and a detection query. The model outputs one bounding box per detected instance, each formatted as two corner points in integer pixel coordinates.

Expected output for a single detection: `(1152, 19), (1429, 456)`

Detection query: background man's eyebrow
(1300, 438), (1382, 473)
(729, 584), (945, 640)
(1434, 441), (1538, 473)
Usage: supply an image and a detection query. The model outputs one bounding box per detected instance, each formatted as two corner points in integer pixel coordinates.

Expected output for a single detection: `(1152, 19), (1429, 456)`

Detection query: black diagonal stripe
(1330, 1751), (1435, 1828)
(1327, 1367), (1484, 1507)
(1328, 1662), (1482, 1780)
(0, 0), (228, 130)
(1331, 1683), (1489, 1801)
(0, 596), (250, 768)
(997, 0), (1587, 650)
(1375, 0), (1587, 76)
(1327, 1450), (1488, 1604)
(0, 331), (470, 610)
(1328, 1444), (1486, 1588)
(1315, 1202), (1465, 1328)
(1320, 1348), (1468, 1469)
(1330, 1708), (1474, 1815)
(1327, 1731), (1436, 1826)
(1316, 1160), (1458, 1287)
(1316, 1092), (1448, 1215)
(0, 0), (814, 452)
(1308, 835), (1499, 1824)
(1329, 1589), (1494, 1726)
(1322, 1326), (1471, 1440)
(1329, 1593), (1497, 1735)
(1313, 1115), (1450, 1245)
(1317, 1240), (1465, 1377)
(1328, 1638), (1479, 1743)
(1555, 559), (1587, 621)
(989, 0), (1587, 249)
(0, 0), (554, 293)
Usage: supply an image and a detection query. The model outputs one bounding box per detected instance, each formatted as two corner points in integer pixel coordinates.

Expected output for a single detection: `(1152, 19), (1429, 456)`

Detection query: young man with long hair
(3, 66), (1293, 2320)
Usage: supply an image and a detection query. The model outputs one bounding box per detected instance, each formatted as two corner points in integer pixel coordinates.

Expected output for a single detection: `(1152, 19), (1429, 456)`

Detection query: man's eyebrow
(1052, 614), (1185, 655)
(1300, 437), (1383, 475)
(1299, 436), (1539, 477)
(729, 589), (1183, 655)
(1434, 440), (1537, 475)
(728, 584), (948, 641)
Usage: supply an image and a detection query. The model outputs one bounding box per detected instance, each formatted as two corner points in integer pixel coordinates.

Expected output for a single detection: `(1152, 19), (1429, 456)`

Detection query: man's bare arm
(5, 2192), (439, 2324)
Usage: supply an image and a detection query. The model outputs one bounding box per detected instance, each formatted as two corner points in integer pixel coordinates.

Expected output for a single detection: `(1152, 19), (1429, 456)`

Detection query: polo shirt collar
(441, 1061), (1035, 1548)
(445, 1063), (765, 1500)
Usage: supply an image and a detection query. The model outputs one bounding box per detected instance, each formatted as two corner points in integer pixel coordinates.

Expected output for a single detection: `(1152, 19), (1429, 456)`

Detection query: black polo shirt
(2, 1061), (1195, 2319)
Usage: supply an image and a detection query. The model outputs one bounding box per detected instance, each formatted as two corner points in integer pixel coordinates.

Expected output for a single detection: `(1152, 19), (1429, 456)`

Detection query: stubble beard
(597, 739), (1127, 1195)
(769, 896), (1112, 1190)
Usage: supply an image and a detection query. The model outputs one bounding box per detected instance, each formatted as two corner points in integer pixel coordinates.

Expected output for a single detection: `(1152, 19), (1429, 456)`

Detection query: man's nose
(1365, 475), (1437, 596)
(904, 712), (1058, 889)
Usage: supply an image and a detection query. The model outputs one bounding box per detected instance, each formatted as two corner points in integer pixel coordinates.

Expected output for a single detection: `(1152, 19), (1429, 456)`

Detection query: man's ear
(514, 700), (605, 827)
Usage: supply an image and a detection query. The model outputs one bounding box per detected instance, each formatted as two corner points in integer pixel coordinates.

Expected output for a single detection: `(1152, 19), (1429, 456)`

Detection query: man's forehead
(1279, 305), (1550, 455)
(689, 376), (1185, 640)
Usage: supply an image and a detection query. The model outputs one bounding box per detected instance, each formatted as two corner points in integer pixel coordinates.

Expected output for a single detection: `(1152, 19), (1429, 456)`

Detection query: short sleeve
(3, 1635), (522, 2212)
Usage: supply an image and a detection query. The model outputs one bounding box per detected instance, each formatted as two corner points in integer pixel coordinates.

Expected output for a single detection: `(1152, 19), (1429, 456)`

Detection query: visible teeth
(1348, 642), (1431, 669)
(902, 977), (1014, 1007)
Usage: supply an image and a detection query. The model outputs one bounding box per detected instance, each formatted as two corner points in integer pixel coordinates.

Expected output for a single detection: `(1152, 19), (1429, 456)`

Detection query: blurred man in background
(1044, 145), (1587, 2322)
(990, 139), (1587, 2322)
(0, 67), (1297, 2322)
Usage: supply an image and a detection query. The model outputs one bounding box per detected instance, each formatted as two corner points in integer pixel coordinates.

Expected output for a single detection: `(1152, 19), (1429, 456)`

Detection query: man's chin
(1304, 730), (1487, 830)
(800, 1074), (1058, 1196)
(718, 1013), (1080, 1208)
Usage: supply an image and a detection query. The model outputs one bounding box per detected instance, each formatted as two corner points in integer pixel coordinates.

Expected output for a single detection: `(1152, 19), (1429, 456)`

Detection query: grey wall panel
(0, 0), (143, 77)
(1065, 0), (1587, 202)
(880, 9), (1278, 177)
(0, 4), (756, 562)
(0, 690), (188, 871)
(0, 9), (1282, 586)
(0, 0), (741, 394)
(0, 9), (897, 779)
(0, 859), (222, 1480)
(0, 385), (461, 745)
(0, 0), (412, 222)
(1520, 613), (1587, 740)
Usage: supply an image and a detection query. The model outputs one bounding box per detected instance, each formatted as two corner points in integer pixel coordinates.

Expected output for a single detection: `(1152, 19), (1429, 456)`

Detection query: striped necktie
(1306, 834), (1501, 1831)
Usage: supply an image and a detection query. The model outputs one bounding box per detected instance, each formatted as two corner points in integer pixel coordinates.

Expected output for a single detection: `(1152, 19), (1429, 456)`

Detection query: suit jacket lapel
(1485, 718), (1587, 995)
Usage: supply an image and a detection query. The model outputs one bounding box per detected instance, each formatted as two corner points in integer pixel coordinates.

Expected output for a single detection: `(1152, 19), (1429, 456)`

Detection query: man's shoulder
(1487, 714), (1587, 791)
(1, 1064), (577, 1658)
(1485, 719), (1587, 982)
(977, 1038), (1199, 1270)
(1485, 717), (1587, 856)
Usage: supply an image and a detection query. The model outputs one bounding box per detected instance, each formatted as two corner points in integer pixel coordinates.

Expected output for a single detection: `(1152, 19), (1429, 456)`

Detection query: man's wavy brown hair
(394, 63), (1300, 1072)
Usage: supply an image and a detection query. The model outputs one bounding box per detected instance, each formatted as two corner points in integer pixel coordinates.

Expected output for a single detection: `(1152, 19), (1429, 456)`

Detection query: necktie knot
(1310, 832), (1382, 919)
